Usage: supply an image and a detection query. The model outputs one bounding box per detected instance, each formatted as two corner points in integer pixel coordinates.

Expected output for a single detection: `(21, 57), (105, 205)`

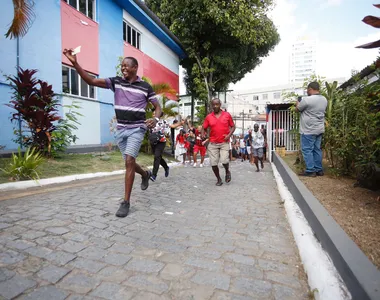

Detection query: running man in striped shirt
(63, 50), (161, 218)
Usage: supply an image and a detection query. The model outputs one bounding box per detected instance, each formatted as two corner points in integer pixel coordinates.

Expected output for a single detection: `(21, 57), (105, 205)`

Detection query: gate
(267, 108), (298, 162)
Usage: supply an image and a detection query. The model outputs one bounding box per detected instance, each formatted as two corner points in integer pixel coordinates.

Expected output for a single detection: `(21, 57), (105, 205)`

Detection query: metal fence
(267, 109), (298, 161)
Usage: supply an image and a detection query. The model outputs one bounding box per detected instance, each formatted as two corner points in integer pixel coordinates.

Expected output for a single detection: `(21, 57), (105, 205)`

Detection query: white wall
(62, 96), (101, 145)
(123, 10), (179, 75)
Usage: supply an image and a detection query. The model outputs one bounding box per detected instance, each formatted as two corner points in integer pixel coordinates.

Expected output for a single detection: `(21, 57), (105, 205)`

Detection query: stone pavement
(0, 161), (309, 300)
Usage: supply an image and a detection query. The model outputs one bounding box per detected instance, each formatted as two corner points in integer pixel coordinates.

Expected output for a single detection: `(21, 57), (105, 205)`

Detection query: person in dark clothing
(149, 115), (183, 181)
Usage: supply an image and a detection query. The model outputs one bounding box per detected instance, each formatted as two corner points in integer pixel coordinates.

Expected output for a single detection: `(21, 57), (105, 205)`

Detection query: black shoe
(150, 174), (156, 182)
(116, 201), (130, 218)
(316, 171), (324, 176)
(165, 167), (169, 177)
(298, 171), (316, 177)
(141, 170), (151, 190)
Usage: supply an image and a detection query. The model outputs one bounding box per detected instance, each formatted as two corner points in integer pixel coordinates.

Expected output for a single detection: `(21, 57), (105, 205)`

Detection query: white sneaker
(200, 163), (204, 168)
(193, 163), (197, 168)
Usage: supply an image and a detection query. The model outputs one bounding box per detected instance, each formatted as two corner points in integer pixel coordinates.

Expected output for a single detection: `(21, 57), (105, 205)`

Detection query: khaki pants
(207, 142), (230, 166)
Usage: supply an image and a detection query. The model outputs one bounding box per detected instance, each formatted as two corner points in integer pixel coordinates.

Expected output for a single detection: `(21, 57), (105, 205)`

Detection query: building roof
(114, 0), (186, 59)
(339, 64), (377, 89)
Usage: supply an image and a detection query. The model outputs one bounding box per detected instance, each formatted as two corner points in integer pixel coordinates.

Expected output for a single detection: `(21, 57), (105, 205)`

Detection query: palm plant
(142, 76), (179, 119)
(5, 0), (35, 39)
(0, 147), (44, 181)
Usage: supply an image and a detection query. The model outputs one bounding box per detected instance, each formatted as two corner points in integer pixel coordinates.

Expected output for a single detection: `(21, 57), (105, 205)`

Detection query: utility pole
(242, 110), (245, 134)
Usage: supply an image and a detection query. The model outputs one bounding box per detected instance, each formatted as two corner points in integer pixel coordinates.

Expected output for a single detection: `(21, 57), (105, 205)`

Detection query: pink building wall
(61, 1), (99, 74)
(124, 43), (179, 97)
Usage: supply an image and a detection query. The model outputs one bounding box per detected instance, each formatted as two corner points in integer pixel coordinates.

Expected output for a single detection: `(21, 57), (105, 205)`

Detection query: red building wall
(61, 1), (99, 74)
(124, 44), (179, 97)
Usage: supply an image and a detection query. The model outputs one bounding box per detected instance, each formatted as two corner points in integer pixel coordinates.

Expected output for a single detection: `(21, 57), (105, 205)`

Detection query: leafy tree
(145, 0), (280, 107)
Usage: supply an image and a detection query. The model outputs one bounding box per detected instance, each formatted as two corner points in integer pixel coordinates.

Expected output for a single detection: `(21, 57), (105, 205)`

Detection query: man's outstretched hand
(63, 49), (77, 65)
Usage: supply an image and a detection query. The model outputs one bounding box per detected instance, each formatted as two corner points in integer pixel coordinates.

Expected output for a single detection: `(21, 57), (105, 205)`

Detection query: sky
(179, 0), (380, 94)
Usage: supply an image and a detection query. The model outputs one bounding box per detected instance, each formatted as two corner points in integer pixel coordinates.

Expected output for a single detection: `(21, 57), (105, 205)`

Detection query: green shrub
(0, 147), (44, 181)
(50, 101), (82, 157)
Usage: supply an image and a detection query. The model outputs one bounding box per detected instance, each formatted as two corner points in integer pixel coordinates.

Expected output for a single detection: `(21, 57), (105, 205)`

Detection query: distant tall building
(289, 37), (317, 84)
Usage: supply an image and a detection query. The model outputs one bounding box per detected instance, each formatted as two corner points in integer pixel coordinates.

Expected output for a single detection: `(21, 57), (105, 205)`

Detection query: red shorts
(193, 145), (206, 156)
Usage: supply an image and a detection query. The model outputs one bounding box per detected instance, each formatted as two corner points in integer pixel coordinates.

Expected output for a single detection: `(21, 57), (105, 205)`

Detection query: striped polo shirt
(105, 76), (158, 130)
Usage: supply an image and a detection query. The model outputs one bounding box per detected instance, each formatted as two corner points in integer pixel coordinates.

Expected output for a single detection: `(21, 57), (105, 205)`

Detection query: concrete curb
(273, 152), (380, 300)
(0, 161), (183, 192)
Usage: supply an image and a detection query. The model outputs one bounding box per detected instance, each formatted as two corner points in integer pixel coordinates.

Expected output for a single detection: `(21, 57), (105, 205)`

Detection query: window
(62, 65), (97, 99)
(252, 95), (259, 101)
(273, 92), (281, 99)
(65, 0), (95, 20)
(262, 94), (268, 100)
(123, 21), (141, 49)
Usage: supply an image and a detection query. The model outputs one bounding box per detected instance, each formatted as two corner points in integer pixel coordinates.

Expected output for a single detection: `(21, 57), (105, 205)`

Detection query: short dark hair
(124, 57), (138, 67)
(307, 81), (320, 91)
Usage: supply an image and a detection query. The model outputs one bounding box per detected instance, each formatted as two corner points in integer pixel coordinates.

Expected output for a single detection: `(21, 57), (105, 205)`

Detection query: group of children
(175, 123), (208, 167)
(172, 118), (267, 173)
(230, 125), (267, 172)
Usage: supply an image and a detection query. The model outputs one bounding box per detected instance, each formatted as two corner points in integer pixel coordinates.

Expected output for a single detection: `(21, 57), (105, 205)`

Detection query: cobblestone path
(0, 161), (309, 299)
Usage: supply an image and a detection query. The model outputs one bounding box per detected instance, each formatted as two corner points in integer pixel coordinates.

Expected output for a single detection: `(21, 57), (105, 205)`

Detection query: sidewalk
(0, 161), (309, 299)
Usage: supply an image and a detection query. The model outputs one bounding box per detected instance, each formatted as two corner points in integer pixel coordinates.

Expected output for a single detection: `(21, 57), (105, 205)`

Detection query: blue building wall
(0, 0), (62, 150)
(0, 0), (183, 151)
(98, 0), (123, 144)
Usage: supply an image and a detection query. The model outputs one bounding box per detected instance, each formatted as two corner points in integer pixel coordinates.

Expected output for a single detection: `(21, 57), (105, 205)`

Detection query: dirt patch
(283, 154), (380, 269)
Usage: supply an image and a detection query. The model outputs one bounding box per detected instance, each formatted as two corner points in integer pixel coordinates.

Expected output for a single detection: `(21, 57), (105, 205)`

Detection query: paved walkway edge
(0, 161), (182, 192)
(273, 152), (380, 300)
(272, 164), (350, 300)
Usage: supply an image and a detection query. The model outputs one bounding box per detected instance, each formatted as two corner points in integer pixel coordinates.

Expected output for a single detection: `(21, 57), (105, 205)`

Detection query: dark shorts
(252, 147), (263, 158)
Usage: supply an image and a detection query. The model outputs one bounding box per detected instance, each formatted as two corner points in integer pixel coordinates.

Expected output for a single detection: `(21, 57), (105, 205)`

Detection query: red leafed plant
(6, 68), (61, 156)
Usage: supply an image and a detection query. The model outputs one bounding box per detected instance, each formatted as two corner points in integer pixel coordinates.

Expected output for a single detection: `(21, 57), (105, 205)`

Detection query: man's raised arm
(63, 49), (108, 89)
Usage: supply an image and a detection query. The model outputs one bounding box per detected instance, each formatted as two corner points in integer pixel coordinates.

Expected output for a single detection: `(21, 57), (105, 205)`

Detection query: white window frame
(62, 65), (97, 100)
(123, 20), (141, 50)
(65, 0), (96, 21)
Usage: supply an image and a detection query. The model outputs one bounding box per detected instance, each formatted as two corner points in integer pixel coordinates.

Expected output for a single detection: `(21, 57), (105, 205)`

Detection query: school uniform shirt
(252, 131), (265, 149)
(150, 119), (170, 143)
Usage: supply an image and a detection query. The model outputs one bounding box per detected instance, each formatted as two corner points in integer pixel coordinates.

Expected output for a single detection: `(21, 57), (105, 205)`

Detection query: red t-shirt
(203, 111), (234, 143)
(176, 134), (185, 144)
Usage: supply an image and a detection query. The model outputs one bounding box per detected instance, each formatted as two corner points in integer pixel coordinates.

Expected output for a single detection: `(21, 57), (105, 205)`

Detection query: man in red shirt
(202, 98), (236, 186)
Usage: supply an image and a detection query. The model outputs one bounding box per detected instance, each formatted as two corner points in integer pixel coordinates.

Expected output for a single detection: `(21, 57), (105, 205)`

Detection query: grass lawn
(0, 150), (177, 184)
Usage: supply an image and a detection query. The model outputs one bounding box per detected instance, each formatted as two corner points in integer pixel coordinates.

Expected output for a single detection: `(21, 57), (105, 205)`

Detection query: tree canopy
(145, 0), (280, 103)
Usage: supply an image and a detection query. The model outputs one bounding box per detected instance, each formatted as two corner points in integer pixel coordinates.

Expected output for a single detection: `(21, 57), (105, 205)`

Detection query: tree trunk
(194, 54), (213, 113)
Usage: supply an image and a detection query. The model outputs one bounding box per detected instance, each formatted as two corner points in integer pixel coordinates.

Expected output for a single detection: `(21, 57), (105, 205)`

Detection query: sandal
(225, 171), (231, 183)
(216, 180), (223, 186)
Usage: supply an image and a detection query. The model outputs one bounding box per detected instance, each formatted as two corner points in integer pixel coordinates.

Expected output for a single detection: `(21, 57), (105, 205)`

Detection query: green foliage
(195, 103), (207, 124)
(50, 101), (82, 157)
(145, 0), (280, 105)
(0, 147), (44, 181)
(284, 72), (380, 189)
(6, 68), (61, 156)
